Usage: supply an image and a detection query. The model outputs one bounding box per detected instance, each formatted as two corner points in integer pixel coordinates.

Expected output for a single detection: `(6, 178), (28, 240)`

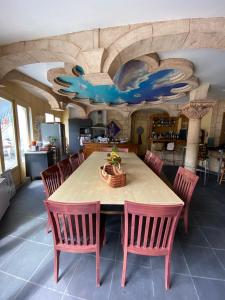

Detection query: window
(55, 117), (61, 122)
(0, 98), (18, 170)
(45, 113), (54, 123)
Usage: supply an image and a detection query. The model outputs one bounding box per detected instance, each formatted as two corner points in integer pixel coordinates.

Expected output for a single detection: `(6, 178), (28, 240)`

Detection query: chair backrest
(173, 167), (199, 205)
(41, 165), (62, 198)
(101, 147), (113, 152)
(101, 147), (129, 153)
(148, 153), (164, 176)
(78, 149), (85, 164)
(58, 158), (73, 182)
(144, 150), (152, 164)
(124, 201), (182, 253)
(45, 200), (100, 250)
(70, 153), (80, 172)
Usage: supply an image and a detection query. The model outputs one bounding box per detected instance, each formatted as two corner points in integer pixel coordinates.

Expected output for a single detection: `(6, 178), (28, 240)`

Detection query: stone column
(182, 101), (215, 173)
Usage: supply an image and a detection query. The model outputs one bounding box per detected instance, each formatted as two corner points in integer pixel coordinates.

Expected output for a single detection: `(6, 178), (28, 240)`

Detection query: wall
(106, 110), (131, 140)
(0, 82), (63, 186)
(201, 108), (213, 143)
(209, 100), (225, 146)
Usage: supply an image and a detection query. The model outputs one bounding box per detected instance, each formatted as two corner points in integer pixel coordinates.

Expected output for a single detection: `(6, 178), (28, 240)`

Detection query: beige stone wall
(106, 110), (131, 140)
(209, 100), (225, 146)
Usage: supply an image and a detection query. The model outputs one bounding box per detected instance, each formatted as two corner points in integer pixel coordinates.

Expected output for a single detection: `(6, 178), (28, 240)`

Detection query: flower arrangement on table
(107, 146), (121, 166)
(100, 146), (126, 188)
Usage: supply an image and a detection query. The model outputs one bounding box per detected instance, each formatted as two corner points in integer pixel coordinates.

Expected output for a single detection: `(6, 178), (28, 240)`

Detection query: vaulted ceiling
(0, 0), (225, 116)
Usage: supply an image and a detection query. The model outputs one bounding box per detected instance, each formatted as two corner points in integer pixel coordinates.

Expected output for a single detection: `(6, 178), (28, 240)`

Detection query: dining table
(49, 151), (183, 207)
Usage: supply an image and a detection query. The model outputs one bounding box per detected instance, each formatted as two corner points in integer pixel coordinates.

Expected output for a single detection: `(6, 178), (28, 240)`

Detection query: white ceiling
(0, 0), (225, 45)
(17, 62), (64, 87)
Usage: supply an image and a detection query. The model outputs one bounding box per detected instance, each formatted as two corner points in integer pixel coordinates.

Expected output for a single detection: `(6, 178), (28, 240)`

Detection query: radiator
(1, 169), (16, 199)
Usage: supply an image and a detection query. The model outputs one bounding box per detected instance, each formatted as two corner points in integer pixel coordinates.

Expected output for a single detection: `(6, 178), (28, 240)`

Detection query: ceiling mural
(49, 54), (199, 106)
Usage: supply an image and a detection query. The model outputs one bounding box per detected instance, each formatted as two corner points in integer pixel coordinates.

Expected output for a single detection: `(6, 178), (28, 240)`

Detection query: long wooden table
(49, 152), (183, 206)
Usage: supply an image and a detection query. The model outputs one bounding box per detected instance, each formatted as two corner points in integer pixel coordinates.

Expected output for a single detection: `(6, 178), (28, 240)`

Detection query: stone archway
(102, 18), (225, 80)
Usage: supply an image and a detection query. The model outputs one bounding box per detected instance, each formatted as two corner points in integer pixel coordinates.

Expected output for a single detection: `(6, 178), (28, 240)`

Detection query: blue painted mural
(56, 60), (189, 105)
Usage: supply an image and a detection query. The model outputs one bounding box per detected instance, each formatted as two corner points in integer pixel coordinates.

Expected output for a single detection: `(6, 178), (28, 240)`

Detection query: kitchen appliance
(40, 122), (66, 161)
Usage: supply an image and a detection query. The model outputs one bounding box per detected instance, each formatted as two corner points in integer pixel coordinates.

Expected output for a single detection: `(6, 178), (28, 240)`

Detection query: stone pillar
(182, 101), (215, 173)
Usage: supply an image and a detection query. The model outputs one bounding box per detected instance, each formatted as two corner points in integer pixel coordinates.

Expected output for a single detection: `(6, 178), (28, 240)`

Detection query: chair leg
(96, 246), (100, 287)
(46, 218), (51, 233)
(165, 254), (171, 290)
(54, 250), (60, 282)
(121, 249), (128, 288)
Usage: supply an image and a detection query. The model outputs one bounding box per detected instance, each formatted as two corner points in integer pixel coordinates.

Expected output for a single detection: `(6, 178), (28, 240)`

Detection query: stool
(163, 142), (175, 165)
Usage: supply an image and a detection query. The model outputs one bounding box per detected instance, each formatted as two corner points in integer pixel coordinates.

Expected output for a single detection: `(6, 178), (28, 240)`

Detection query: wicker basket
(100, 163), (126, 188)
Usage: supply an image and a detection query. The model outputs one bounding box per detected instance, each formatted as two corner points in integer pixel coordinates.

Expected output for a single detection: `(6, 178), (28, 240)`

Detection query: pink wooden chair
(101, 147), (129, 153)
(41, 165), (62, 198)
(78, 149), (85, 164)
(41, 165), (62, 232)
(148, 153), (164, 176)
(173, 167), (199, 233)
(70, 153), (80, 172)
(144, 150), (152, 164)
(121, 201), (183, 289)
(57, 158), (73, 182)
(44, 200), (104, 287)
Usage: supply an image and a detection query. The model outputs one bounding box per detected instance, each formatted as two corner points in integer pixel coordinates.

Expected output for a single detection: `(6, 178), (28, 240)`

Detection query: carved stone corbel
(181, 100), (216, 119)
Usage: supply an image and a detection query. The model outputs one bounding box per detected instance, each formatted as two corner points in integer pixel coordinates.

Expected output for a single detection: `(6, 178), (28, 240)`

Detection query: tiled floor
(1, 168), (225, 299)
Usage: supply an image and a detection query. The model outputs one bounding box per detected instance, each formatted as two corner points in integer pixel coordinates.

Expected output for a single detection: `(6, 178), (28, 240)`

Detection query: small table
(49, 152), (183, 207)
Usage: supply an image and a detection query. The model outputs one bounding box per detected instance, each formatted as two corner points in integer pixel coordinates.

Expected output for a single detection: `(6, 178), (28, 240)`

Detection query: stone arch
(0, 39), (82, 80)
(2, 70), (66, 110)
(103, 18), (225, 80)
(67, 103), (87, 118)
(129, 103), (180, 118)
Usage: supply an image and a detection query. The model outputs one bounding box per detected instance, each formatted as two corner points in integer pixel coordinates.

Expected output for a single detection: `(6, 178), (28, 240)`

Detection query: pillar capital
(181, 100), (215, 119)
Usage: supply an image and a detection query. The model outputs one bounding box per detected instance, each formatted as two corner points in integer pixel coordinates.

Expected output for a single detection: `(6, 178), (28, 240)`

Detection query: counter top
(25, 151), (50, 154)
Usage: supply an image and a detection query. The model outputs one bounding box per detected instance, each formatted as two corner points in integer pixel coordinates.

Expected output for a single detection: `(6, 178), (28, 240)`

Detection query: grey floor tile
(100, 231), (120, 260)
(181, 245), (225, 279)
(109, 262), (153, 300)
(30, 251), (80, 292)
(194, 213), (225, 229)
(0, 271), (27, 300)
(116, 249), (151, 268)
(0, 240), (50, 280)
(152, 271), (198, 300)
(16, 282), (62, 300)
(200, 227), (225, 249)
(0, 235), (24, 267)
(177, 226), (209, 247)
(105, 215), (122, 233)
(63, 295), (82, 300)
(214, 249), (225, 269)
(193, 277), (225, 300)
(66, 255), (114, 300)
(151, 240), (189, 275)
(1, 212), (52, 245)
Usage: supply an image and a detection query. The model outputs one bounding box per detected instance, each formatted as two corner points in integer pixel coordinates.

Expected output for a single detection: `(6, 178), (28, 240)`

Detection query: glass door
(17, 105), (30, 180)
(0, 98), (18, 171)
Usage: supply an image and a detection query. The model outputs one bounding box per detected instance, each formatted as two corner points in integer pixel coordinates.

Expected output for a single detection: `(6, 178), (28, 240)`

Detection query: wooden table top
(49, 152), (183, 206)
